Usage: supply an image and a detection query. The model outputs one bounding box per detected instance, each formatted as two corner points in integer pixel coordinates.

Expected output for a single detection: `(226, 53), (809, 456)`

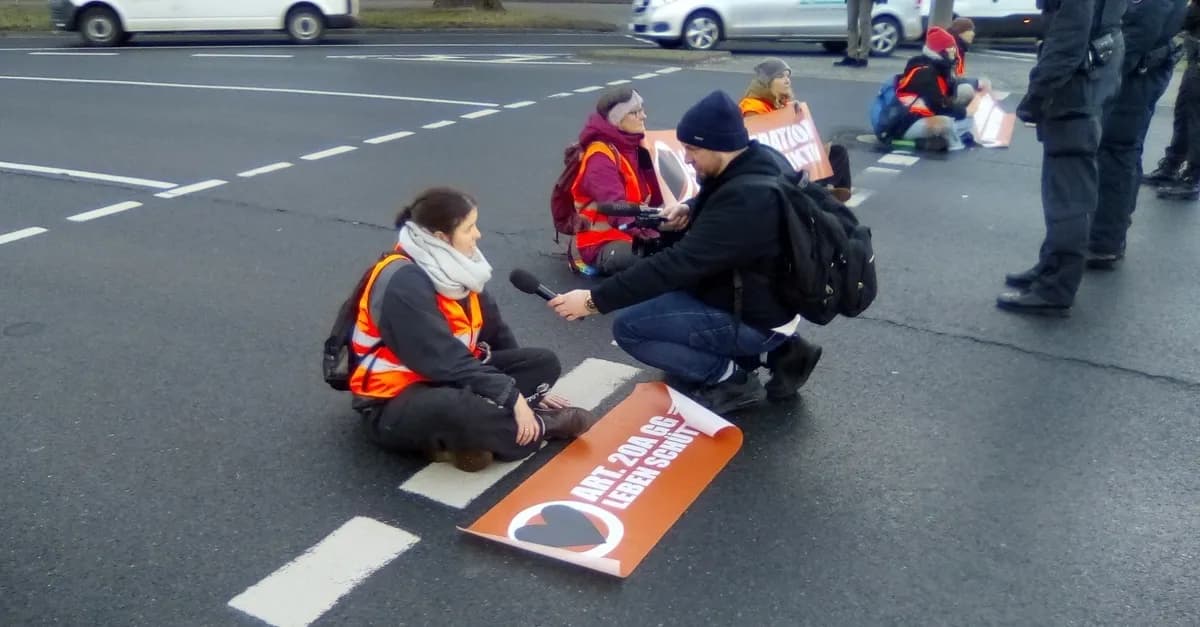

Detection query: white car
(629, 0), (926, 57)
(49, 0), (361, 46)
(921, 0), (1042, 37)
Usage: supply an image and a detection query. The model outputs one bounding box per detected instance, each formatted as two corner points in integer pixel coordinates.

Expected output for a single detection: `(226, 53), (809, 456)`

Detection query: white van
(921, 0), (1042, 37)
(49, 0), (361, 46)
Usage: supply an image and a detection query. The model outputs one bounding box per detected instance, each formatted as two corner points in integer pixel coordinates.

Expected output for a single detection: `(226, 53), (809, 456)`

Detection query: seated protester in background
(892, 27), (975, 151)
(948, 18), (994, 94)
(739, 57), (854, 202)
(548, 91), (824, 415)
(351, 187), (597, 472)
(568, 87), (665, 277)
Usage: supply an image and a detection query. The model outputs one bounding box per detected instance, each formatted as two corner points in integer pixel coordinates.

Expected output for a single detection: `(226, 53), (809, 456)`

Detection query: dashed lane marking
(28, 51), (118, 56)
(574, 85), (603, 93)
(300, 146), (357, 161)
(154, 179), (226, 198)
(398, 358), (643, 509)
(422, 120), (456, 129)
(363, 131), (414, 145)
(461, 109), (500, 120)
(503, 101), (536, 109)
(846, 190), (874, 208)
(878, 153), (921, 167)
(548, 92), (573, 98)
(632, 73), (659, 79)
(192, 53), (293, 59)
(607, 79), (632, 85)
(656, 66), (682, 74)
(0, 160), (177, 190)
(66, 201), (141, 222)
(238, 162), (293, 178)
(227, 517), (419, 627)
(864, 166), (902, 176)
(0, 227), (48, 246)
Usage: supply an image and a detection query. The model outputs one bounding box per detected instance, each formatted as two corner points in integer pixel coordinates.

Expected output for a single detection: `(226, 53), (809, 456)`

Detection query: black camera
(596, 202), (669, 257)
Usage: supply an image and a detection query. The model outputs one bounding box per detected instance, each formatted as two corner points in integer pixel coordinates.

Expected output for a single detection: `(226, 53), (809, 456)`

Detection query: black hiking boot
(765, 336), (823, 401)
(1142, 159), (1183, 186)
(1157, 172), (1200, 200)
(535, 406), (600, 440)
(689, 369), (767, 415)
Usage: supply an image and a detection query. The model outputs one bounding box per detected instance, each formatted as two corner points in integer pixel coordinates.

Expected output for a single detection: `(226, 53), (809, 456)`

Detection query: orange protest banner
(459, 382), (743, 578)
(643, 102), (833, 205)
(968, 91), (1016, 148)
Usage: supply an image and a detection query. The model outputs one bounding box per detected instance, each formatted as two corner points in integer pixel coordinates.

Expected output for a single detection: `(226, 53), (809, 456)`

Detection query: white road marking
(846, 190), (874, 208)
(0, 42), (636, 53)
(632, 73), (659, 79)
(192, 53), (293, 58)
(0, 227), (48, 246)
(331, 53), (589, 66)
(29, 51), (118, 56)
(461, 109), (500, 119)
(878, 153), (921, 166)
(574, 85), (603, 93)
(363, 131), (414, 145)
(399, 358), (642, 508)
(547, 92), (572, 98)
(0, 76), (498, 107)
(238, 162), (293, 178)
(657, 66), (683, 74)
(422, 120), (456, 129)
(503, 100), (536, 109)
(227, 517), (419, 627)
(66, 201), (142, 222)
(154, 179), (226, 198)
(607, 79), (631, 85)
(0, 160), (176, 190)
(864, 166), (902, 175)
(300, 146), (357, 161)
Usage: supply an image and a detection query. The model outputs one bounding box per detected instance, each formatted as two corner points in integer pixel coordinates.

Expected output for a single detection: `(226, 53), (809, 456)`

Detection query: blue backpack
(869, 75), (905, 143)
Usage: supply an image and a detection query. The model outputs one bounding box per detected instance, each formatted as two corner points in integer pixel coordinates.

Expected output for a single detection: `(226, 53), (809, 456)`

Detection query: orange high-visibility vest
(569, 142), (652, 251)
(349, 250), (483, 399)
(739, 97), (777, 117)
(896, 65), (948, 118)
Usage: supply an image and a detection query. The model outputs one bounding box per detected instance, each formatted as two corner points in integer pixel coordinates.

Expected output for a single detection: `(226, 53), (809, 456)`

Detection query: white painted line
(0, 42), (637, 53)
(228, 517), (419, 627)
(574, 85), (603, 93)
(503, 100), (536, 109)
(422, 120), (456, 129)
(878, 153), (921, 166)
(846, 190), (874, 208)
(399, 358), (641, 508)
(547, 92), (572, 98)
(154, 179), (226, 199)
(0, 76), (499, 107)
(864, 166), (902, 175)
(66, 201), (141, 222)
(0, 227), (48, 246)
(461, 109), (500, 120)
(300, 146), (357, 161)
(657, 66), (683, 74)
(0, 160), (176, 190)
(363, 131), (414, 145)
(238, 162), (293, 178)
(29, 51), (118, 56)
(606, 79), (631, 85)
(632, 73), (659, 79)
(192, 53), (293, 58)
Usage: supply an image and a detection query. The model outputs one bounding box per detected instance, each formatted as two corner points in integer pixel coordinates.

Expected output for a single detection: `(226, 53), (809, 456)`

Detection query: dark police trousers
(1091, 63), (1176, 254)
(360, 348), (561, 461)
(1032, 41), (1124, 305)
(1165, 68), (1200, 171)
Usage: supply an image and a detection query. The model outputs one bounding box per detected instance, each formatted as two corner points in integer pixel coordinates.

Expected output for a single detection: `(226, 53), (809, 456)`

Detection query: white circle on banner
(507, 500), (625, 558)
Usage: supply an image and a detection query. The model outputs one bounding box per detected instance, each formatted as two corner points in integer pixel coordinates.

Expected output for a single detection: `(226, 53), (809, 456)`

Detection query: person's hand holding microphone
(509, 268), (597, 321)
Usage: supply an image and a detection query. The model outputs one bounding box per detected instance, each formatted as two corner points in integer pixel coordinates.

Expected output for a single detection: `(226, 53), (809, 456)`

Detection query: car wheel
(682, 11), (722, 51)
(657, 39), (683, 50)
(286, 5), (326, 44)
(822, 41), (848, 54)
(78, 7), (124, 47)
(870, 16), (901, 57)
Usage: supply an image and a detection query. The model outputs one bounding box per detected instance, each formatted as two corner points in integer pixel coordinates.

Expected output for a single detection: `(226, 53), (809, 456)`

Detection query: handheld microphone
(509, 269), (558, 302)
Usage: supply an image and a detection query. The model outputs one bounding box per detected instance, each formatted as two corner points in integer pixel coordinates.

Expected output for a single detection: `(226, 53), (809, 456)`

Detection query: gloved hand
(1016, 92), (1045, 124)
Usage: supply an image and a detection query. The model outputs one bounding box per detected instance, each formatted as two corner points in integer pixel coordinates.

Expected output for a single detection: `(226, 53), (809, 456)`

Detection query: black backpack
(322, 252), (398, 391)
(751, 171), (877, 326)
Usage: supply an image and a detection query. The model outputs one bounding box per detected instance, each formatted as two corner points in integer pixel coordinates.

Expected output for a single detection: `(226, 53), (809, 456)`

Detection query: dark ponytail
(394, 187), (478, 235)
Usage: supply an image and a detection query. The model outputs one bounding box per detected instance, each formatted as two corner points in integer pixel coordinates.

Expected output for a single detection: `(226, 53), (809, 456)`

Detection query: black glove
(1016, 92), (1045, 124)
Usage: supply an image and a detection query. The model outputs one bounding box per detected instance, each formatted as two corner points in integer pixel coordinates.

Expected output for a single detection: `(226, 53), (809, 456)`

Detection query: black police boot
(1004, 264), (1042, 289)
(1142, 158), (1183, 186)
(1085, 249), (1124, 271)
(1157, 171), (1200, 200)
(995, 290), (1071, 317)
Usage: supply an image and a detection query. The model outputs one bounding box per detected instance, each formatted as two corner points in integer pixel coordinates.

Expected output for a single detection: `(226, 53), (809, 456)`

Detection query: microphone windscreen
(509, 268), (541, 295)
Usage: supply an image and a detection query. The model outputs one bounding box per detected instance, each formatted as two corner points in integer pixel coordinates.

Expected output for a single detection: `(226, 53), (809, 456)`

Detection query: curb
(576, 48), (731, 66)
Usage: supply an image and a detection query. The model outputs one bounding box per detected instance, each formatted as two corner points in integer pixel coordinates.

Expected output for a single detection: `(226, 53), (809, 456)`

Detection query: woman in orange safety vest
(739, 57), (854, 202)
(349, 187), (597, 472)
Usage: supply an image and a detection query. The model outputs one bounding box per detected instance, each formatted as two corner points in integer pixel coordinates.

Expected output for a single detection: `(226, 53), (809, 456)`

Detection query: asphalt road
(1, 32), (1197, 627)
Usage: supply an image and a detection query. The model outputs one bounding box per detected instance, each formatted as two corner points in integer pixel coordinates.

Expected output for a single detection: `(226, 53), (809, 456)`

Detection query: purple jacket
(576, 112), (664, 230)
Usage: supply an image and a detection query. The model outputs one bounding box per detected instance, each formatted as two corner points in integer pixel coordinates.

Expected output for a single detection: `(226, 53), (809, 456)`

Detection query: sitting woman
(568, 87), (664, 277)
(739, 57), (854, 202)
(891, 27), (975, 151)
(350, 187), (597, 472)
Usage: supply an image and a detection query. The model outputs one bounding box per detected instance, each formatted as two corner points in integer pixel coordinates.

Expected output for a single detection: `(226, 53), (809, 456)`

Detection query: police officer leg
(1090, 74), (1155, 265)
(1162, 71), (1200, 198)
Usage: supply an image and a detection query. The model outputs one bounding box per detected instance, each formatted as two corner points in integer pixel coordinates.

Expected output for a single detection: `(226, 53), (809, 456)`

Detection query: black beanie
(675, 90), (750, 152)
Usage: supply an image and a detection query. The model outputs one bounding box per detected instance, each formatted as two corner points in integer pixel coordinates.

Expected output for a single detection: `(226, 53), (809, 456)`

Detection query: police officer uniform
(1153, 0), (1200, 196)
(1000, 0), (1128, 316)
(1088, 0), (1189, 268)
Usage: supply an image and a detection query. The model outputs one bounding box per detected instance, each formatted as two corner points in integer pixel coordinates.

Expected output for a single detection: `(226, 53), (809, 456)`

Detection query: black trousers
(1091, 66), (1174, 255)
(816, 143), (853, 190)
(361, 348), (562, 461)
(1165, 69), (1200, 171)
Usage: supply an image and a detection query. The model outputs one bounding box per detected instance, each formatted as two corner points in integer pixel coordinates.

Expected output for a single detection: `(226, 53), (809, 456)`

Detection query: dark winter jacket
(590, 141), (794, 331)
(896, 54), (964, 126)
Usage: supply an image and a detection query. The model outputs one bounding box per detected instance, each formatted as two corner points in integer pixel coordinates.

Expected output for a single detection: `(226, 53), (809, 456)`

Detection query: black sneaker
(1142, 159), (1183, 186)
(765, 336), (823, 401)
(690, 370), (767, 415)
(834, 56), (861, 67)
(1157, 173), (1200, 200)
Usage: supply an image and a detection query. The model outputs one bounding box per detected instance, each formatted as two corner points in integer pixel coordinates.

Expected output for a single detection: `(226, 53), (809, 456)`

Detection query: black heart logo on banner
(514, 504), (606, 548)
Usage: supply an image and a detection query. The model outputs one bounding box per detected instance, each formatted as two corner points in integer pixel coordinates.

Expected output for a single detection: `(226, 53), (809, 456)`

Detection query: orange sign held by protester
(643, 102), (833, 205)
(460, 382), (743, 578)
(968, 91), (1016, 148)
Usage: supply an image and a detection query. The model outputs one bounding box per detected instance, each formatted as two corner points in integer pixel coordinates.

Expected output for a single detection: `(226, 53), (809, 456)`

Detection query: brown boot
(535, 406), (600, 440)
(428, 449), (494, 472)
(830, 187), (853, 203)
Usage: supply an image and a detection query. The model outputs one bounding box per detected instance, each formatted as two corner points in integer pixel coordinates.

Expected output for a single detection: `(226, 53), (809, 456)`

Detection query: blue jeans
(611, 291), (789, 385)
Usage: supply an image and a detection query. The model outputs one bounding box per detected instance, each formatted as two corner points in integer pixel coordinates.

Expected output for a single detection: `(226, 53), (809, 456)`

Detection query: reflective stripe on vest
(348, 250), (484, 399)
(896, 65), (948, 118)
(569, 141), (651, 250)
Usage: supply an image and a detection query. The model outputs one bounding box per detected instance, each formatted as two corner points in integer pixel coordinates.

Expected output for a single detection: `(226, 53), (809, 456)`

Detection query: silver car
(629, 0), (926, 57)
